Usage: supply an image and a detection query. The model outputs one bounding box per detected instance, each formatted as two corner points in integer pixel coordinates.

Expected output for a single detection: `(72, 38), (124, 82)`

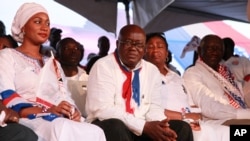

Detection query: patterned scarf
(114, 51), (141, 114)
(218, 65), (247, 108)
(199, 59), (247, 109)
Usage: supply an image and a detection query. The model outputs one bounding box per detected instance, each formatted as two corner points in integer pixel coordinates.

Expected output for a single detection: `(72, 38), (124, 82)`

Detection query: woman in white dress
(0, 2), (106, 141)
(144, 32), (229, 141)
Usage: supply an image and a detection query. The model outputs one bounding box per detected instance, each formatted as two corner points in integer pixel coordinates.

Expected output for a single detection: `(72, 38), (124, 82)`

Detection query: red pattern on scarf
(114, 53), (134, 114)
(36, 97), (53, 108)
(224, 93), (240, 108)
(122, 71), (134, 114)
(244, 74), (250, 82)
(219, 65), (241, 108)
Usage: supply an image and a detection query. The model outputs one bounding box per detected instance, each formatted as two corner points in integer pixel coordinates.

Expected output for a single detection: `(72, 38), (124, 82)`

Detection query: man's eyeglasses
(119, 40), (145, 49)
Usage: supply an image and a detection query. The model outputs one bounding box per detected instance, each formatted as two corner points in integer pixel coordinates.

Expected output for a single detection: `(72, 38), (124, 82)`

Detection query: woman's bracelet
(41, 106), (48, 113)
(181, 112), (186, 120)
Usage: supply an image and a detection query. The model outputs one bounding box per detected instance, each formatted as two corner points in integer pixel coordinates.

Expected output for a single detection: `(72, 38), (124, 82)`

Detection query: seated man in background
(86, 24), (193, 141)
(56, 37), (88, 117)
(144, 32), (229, 141)
(183, 34), (250, 125)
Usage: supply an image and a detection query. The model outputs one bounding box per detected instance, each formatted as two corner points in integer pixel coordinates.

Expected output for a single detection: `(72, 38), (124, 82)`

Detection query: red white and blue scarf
(114, 51), (141, 114)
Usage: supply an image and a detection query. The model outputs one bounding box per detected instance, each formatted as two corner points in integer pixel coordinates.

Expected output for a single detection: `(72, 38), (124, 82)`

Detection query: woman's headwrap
(11, 2), (48, 43)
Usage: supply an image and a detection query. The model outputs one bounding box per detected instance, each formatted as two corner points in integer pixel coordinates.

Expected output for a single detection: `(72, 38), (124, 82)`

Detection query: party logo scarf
(114, 51), (141, 114)
(218, 65), (247, 108)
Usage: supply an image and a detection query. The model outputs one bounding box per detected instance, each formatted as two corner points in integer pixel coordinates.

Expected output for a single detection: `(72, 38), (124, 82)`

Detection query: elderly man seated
(183, 34), (250, 125)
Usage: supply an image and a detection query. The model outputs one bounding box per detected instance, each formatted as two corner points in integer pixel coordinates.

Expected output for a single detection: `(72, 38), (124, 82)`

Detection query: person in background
(0, 20), (6, 36)
(86, 24), (193, 141)
(222, 37), (239, 60)
(48, 27), (62, 50)
(222, 37), (250, 106)
(56, 37), (88, 117)
(0, 2), (106, 141)
(40, 27), (62, 57)
(0, 21), (19, 49)
(87, 52), (97, 61)
(183, 34), (250, 126)
(144, 32), (229, 141)
(40, 27), (61, 57)
(85, 35), (110, 74)
(0, 34), (18, 49)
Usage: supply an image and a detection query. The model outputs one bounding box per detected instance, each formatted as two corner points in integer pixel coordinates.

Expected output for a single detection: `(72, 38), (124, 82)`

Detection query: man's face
(199, 35), (224, 70)
(59, 40), (82, 66)
(117, 30), (145, 69)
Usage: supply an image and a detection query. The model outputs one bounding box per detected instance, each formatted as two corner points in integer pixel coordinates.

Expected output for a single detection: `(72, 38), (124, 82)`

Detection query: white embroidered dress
(0, 48), (106, 141)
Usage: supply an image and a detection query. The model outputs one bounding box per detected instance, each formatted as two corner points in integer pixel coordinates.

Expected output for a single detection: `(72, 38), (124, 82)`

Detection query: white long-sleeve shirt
(86, 53), (166, 135)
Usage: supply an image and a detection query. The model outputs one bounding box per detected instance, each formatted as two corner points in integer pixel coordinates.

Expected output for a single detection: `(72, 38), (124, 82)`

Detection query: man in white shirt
(86, 24), (193, 141)
(183, 34), (250, 125)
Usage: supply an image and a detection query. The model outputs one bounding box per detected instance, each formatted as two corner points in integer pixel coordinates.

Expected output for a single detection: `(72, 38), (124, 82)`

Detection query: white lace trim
(198, 60), (244, 104)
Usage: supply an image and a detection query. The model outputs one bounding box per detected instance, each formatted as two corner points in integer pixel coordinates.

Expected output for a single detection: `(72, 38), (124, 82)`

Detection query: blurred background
(1, 0), (250, 75)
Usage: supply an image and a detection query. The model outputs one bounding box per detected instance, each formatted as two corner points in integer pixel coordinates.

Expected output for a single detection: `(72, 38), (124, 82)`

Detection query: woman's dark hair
(0, 34), (18, 48)
(146, 32), (168, 47)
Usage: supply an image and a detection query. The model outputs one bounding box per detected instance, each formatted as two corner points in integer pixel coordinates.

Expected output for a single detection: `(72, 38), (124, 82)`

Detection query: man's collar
(119, 57), (142, 71)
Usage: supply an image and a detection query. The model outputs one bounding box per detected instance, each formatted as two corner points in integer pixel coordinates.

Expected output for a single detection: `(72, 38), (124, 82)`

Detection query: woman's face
(22, 12), (50, 44)
(145, 36), (168, 67)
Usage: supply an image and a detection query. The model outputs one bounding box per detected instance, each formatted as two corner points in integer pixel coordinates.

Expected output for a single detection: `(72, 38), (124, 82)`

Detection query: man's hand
(143, 118), (177, 141)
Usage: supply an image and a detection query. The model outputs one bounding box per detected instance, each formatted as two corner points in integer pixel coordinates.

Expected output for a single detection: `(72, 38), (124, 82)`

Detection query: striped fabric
(114, 51), (141, 114)
(1, 89), (33, 112)
(218, 65), (247, 109)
